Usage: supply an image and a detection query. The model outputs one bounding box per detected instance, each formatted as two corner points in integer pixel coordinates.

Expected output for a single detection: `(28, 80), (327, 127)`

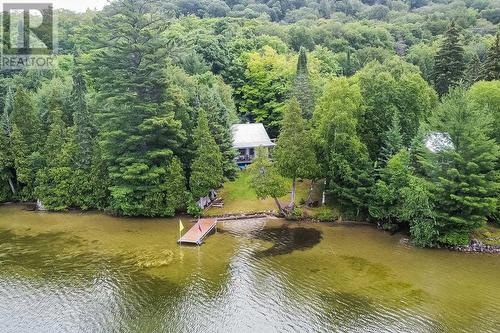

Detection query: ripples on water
(0, 212), (499, 333)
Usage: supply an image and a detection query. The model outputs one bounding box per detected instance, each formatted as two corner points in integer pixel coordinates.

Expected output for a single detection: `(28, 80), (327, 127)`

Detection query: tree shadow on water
(252, 227), (322, 258)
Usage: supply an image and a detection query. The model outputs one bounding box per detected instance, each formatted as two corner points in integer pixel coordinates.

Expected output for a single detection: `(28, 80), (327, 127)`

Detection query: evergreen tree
(11, 86), (41, 152)
(2, 87), (14, 132)
(343, 48), (356, 76)
(248, 147), (288, 215)
(164, 157), (187, 213)
(318, 0), (331, 19)
(0, 87), (15, 197)
(433, 22), (465, 96)
(90, 0), (186, 216)
(89, 143), (110, 210)
(0, 131), (13, 200)
(196, 74), (238, 180)
(43, 108), (67, 167)
(10, 87), (43, 200)
(11, 124), (31, 198)
(427, 87), (499, 245)
(72, 54), (95, 170)
(370, 150), (411, 228)
(35, 166), (76, 211)
(483, 33), (500, 81)
(369, 149), (436, 241)
(34, 107), (74, 210)
(274, 98), (317, 208)
(378, 113), (403, 165)
(464, 53), (483, 86)
(189, 109), (224, 200)
(294, 47), (314, 119)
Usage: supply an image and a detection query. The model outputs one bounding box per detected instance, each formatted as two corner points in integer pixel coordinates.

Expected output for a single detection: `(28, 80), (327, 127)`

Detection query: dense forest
(0, 0), (498, 247)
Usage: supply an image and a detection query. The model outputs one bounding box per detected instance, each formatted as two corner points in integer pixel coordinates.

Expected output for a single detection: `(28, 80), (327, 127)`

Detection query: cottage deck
(177, 218), (217, 245)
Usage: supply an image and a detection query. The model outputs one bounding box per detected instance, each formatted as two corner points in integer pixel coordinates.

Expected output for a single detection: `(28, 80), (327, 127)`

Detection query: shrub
(438, 231), (470, 246)
(410, 219), (439, 247)
(186, 193), (203, 217)
(288, 207), (304, 220)
(313, 207), (338, 222)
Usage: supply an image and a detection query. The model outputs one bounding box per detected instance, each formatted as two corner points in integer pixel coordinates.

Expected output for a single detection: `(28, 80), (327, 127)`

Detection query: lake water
(0, 205), (499, 332)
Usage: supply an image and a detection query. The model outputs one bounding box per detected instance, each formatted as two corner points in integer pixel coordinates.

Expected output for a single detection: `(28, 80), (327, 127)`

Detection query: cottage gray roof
(231, 123), (275, 149)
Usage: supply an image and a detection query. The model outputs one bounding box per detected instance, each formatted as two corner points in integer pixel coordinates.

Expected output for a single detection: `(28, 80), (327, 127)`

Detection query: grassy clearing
(472, 224), (500, 246)
(205, 170), (338, 220)
(205, 170), (308, 216)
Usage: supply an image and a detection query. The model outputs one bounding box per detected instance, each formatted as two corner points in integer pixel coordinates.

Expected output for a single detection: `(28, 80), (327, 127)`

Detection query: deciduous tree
(314, 77), (373, 216)
(238, 46), (294, 137)
(274, 98), (317, 208)
(356, 58), (436, 158)
(248, 147), (288, 215)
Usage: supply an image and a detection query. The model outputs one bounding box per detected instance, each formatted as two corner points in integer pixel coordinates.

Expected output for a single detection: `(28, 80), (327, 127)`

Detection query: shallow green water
(0, 205), (499, 332)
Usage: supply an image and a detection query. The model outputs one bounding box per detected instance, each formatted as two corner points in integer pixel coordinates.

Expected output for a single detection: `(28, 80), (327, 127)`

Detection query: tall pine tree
(10, 124), (31, 199)
(483, 33), (500, 81)
(196, 74), (238, 180)
(35, 108), (74, 211)
(72, 53), (95, 170)
(43, 108), (67, 167)
(164, 156), (187, 213)
(90, 0), (186, 216)
(0, 87), (15, 198)
(189, 109), (224, 200)
(434, 21), (465, 96)
(294, 47), (314, 119)
(10, 86), (42, 199)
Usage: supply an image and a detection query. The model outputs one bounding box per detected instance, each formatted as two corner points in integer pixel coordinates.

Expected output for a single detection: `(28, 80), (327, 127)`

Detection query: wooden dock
(178, 218), (217, 245)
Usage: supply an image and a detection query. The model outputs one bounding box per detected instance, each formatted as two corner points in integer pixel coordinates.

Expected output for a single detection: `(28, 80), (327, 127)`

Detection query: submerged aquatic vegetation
(126, 250), (175, 269)
(252, 226), (322, 257)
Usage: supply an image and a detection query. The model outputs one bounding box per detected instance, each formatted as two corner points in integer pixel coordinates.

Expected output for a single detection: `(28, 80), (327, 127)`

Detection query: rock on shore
(448, 239), (500, 254)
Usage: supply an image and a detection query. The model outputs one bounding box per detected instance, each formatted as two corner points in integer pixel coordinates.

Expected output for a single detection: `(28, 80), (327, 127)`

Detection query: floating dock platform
(177, 218), (217, 245)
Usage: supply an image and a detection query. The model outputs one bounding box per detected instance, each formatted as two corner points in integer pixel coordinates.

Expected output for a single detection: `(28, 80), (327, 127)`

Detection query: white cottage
(231, 123), (275, 167)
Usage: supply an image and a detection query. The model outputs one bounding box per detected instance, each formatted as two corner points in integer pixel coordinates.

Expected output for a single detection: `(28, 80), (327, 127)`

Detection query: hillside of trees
(0, 0), (498, 247)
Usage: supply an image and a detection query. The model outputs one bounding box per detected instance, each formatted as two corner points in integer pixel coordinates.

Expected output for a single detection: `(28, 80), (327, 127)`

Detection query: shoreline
(2, 202), (499, 254)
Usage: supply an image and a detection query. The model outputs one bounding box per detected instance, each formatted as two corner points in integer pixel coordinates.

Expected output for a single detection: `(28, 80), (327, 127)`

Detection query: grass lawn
(205, 170), (341, 220)
(205, 170), (312, 216)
